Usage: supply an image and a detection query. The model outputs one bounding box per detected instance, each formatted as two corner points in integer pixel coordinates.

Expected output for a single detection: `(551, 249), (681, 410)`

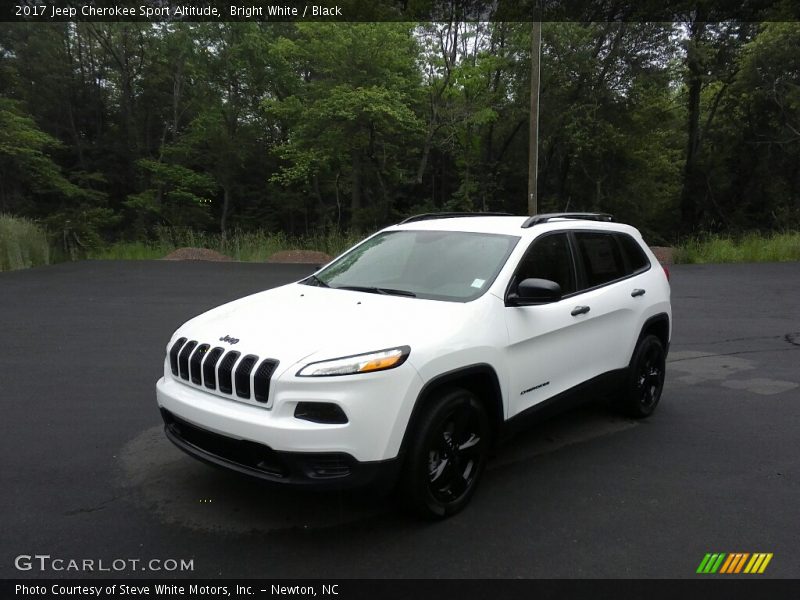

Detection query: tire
(621, 334), (666, 419)
(400, 388), (490, 519)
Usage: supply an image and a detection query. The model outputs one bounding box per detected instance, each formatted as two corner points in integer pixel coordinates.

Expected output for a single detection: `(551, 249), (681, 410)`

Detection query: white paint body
(156, 217), (671, 463)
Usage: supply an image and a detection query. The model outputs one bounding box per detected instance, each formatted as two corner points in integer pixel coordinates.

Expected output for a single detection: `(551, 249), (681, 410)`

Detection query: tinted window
(616, 233), (650, 274)
(575, 232), (626, 288)
(514, 233), (576, 295)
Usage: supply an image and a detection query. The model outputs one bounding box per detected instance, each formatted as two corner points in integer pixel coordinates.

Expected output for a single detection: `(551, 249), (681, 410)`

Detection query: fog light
(294, 402), (348, 424)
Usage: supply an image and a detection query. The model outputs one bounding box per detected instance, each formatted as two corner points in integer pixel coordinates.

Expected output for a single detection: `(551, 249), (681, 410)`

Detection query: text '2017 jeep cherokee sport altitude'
(156, 212), (671, 518)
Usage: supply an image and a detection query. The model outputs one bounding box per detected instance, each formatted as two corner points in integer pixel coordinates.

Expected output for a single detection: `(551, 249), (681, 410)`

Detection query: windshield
(306, 230), (520, 302)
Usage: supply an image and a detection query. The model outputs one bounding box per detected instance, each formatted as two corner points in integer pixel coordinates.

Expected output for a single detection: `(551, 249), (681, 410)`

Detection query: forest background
(1, 17), (799, 266)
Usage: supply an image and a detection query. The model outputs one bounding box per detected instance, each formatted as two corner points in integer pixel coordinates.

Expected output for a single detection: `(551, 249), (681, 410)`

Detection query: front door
(504, 232), (599, 417)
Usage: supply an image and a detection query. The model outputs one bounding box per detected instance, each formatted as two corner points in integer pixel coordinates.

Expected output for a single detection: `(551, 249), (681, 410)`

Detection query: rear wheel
(401, 388), (490, 518)
(621, 334), (666, 418)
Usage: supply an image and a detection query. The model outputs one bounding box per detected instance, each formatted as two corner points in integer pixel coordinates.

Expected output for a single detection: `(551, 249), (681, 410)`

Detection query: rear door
(567, 230), (651, 375)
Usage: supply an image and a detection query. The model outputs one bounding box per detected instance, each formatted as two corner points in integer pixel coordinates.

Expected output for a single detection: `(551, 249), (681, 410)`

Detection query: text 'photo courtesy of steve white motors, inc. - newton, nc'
(13, 3), (344, 19)
(14, 583), (338, 597)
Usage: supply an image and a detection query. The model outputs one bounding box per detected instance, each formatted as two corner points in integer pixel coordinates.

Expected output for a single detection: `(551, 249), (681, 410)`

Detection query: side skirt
(500, 368), (628, 439)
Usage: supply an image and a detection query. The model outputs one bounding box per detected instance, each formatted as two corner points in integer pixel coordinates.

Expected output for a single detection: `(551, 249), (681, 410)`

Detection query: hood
(173, 283), (473, 374)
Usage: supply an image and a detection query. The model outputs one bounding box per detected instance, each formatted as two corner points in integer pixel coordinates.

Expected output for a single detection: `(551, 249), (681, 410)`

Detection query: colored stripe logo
(697, 553), (773, 574)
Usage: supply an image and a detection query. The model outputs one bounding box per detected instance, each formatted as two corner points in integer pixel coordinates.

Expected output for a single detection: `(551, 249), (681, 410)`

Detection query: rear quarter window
(616, 233), (651, 274)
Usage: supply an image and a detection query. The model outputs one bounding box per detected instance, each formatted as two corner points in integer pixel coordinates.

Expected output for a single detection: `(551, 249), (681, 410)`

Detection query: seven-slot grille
(168, 338), (279, 404)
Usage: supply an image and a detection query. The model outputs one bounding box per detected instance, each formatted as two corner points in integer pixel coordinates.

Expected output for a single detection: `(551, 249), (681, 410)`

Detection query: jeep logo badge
(219, 335), (240, 345)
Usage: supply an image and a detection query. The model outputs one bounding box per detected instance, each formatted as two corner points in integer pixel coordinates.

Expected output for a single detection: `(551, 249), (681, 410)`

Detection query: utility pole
(527, 19), (542, 216)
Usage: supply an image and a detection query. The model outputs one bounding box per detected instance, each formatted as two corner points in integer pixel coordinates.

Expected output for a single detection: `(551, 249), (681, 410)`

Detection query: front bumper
(161, 408), (401, 489)
(156, 359), (422, 463)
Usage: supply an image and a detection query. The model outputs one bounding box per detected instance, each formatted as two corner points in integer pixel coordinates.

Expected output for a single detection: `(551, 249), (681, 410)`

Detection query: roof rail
(521, 212), (614, 228)
(399, 212), (514, 225)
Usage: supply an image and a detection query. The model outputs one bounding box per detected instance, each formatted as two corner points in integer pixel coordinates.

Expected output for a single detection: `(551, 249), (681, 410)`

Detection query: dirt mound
(267, 250), (332, 264)
(163, 247), (233, 262)
(649, 246), (674, 265)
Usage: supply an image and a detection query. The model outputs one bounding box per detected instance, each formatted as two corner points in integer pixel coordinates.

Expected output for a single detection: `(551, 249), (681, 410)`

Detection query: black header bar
(3, 0), (799, 23)
(4, 578), (800, 600)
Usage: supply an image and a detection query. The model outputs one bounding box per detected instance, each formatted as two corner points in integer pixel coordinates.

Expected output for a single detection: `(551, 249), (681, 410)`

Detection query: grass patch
(87, 228), (365, 262)
(0, 214), (50, 271)
(87, 241), (174, 260)
(674, 232), (800, 264)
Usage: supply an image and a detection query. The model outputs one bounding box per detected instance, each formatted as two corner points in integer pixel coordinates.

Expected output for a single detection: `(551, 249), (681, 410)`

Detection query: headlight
(297, 346), (410, 377)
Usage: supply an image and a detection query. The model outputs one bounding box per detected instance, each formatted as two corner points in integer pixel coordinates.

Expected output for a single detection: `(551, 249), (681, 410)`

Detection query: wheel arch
(636, 313), (670, 359)
(399, 364), (504, 455)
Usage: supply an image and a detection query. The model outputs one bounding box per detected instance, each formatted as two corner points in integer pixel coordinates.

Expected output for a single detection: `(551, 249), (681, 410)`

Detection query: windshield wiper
(301, 274), (329, 288)
(334, 285), (416, 297)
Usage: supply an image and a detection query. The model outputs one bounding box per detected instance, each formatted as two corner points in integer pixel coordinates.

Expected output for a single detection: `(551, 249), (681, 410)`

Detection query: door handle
(631, 288), (646, 297)
(571, 305), (590, 316)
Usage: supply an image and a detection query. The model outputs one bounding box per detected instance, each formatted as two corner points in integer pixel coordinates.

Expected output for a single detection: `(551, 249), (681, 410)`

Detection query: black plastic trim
(521, 212), (613, 228)
(217, 350), (240, 394)
(161, 409), (400, 490)
(635, 313), (671, 360)
(253, 359), (280, 403)
(168, 337), (186, 376)
(295, 402), (349, 424)
(502, 368), (628, 437)
(189, 344), (210, 385)
(400, 212), (513, 224)
(177, 340), (197, 381)
(401, 363), (504, 455)
(203, 347), (225, 390)
(235, 354), (258, 398)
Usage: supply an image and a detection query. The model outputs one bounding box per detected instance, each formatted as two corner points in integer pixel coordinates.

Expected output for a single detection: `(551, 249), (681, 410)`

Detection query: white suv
(156, 213), (671, 517)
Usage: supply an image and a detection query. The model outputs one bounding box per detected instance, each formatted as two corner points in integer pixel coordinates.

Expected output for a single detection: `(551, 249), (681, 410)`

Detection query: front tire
(621, 334), (666, 419)
(400, 388), (490, 519)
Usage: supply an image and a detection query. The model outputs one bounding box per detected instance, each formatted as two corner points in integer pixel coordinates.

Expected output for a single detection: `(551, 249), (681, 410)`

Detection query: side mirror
(507, 278), (562, 306)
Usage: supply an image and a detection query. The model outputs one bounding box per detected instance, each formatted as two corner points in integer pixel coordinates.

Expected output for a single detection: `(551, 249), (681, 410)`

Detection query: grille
(167, 339), (279, 404)
(203, 347), (225, 389)
(178, 340), (197, 380)
(253, 359), (279, 403)
(169, 337), (187, 375)
(189, 344), (210, 384)
(217, 350), (240, 394)
(235, 355), (258, 398)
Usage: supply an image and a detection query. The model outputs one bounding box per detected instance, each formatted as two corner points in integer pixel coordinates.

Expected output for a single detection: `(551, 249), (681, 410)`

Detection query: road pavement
(1, 260), (798, 578)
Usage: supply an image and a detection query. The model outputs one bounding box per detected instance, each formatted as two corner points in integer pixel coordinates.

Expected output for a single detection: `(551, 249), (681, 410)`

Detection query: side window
(515, 233), (576, 295)
(616, 233), (651, 274)
(574, 232), (626, 288)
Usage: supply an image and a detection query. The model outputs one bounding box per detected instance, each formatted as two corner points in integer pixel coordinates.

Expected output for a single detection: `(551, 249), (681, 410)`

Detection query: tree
(265, 23), (423, 231)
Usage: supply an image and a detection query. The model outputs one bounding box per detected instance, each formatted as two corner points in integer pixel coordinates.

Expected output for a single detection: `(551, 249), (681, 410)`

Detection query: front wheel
(400, 388), (490, 519)
(621, 334), (666, 419)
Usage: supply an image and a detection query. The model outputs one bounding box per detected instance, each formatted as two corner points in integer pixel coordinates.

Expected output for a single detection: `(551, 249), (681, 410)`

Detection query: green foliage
(87, 227), (363, 262)
(675, 232), (800, 264)
(0, 98), (81, 200)
(125, 158), (216, 233)
(0, 214), (49, 271)
(0, 20), (798, 261)
(262, 23), (425, 232)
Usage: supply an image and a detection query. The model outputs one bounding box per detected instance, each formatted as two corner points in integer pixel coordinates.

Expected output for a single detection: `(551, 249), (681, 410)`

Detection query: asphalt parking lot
(1, 260), (798, 578)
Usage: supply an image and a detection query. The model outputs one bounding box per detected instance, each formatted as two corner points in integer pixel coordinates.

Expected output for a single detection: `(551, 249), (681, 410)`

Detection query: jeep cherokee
(156, 212), (671, 518)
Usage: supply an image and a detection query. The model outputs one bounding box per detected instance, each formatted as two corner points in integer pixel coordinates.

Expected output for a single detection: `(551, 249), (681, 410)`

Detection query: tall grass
(675, 232), (800, 264)
(87, 228), (365, 262)
(0, 214), (50, 271)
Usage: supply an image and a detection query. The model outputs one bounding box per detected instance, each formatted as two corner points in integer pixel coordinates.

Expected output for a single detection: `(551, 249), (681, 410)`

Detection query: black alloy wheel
(623, 334), (666, 418)
(401, 388), (490, 518)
